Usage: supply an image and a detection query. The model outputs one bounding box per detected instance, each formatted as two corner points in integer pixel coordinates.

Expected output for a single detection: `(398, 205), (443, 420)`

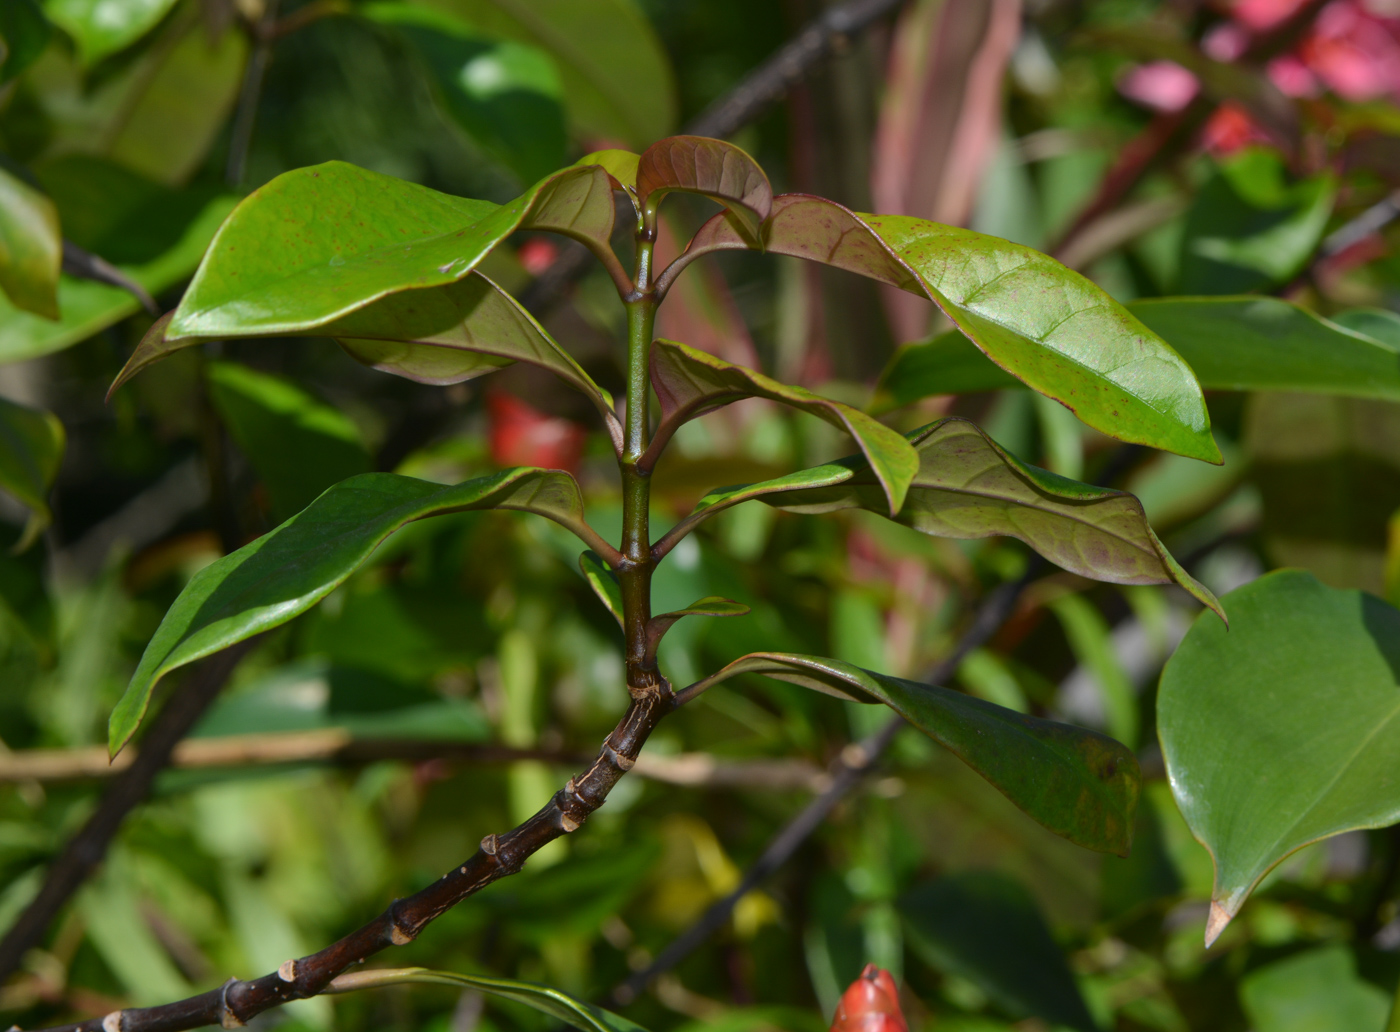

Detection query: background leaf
(0, 0), (49, 83)
(45, 0), (181, 65)
(0, 395), (64, 552)
(0, 166), (60, 319)
(1238, 946), (1389, 1032)
(1158, 569), (1400, 943)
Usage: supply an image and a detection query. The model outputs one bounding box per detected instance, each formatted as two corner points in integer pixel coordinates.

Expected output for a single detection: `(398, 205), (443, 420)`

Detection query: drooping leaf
(579, 550), (623, 629)
(110, 469), (600, 754)
(205, 362), (372, 523)
(46, 0), (180, 64)
(365, 4), (567, 183)
(1239, 946), (1390, 1032)
(0, 192), (234, 366)
(646, 597), (749, 661)
(413, 0), (676, 148)
(649, 339), (918, 515)
(686, 652), (1139, 854)
(0, 167), (61, 320)
(165, 161), (617, 342)
(667, 418), (1220, 616)
(1158, 569), (1400, 945)
(899, 872), (1098, 1032)
(637, 137), (771, 239)
(326, 966), (650, 1032)
(678, 194), (1219, 463)
(0, 396), (65, 551)
(0, 0), (50, 83)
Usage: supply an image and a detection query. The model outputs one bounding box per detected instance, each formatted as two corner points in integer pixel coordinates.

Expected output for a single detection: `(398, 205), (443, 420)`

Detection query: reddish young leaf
(830, 966), (908, 1032)
(636, 136), (772, 238)
(488, 391), (587, 473)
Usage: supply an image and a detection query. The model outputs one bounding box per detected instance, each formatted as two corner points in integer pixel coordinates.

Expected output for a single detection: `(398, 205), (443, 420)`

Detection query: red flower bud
(830, 965), (908, 1032)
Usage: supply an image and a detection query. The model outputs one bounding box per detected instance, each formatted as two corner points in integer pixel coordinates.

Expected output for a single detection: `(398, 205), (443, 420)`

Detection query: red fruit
(830, 965), (908, 1032)
(487, 391), (587, 473)
(517, 238), (559, 276)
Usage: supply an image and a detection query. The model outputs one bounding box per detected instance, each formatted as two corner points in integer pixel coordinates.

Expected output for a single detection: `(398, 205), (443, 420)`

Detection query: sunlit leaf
(679, 194), (1219, 463)
(46, 0), (180, 64)
(165, 161), (617, 342)
(687, 652), (1139, 854)
(327, 966), (650, 1032)
(649, 339), (918, 515)
(414, 0), (676, 148)
(365, 4), (566, 183)
(0, 395), (64, 551)
(637, 136), (771, 238)
(0, 168), (61, 320)
(110, 468), (600, 754)
(667, 417), (1220, 615)
(1239, 946), (1389, 1032)
(575, 149), (640, 200)
(1158, 570), (1400, 945)
(900, 872), (1097, 1032)
(206, 361), (372, 523)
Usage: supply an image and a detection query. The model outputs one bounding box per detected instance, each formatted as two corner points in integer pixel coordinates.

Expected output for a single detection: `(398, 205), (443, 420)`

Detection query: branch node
(602, 741), (635, 771)
(389, 924), (414, 946)
(277, 959), (296, 983)
(480, 833), (499, 856)
(101, 1012), (122, 1032)
(219, 979), (246, 1029)
(554, 808), (581, 833)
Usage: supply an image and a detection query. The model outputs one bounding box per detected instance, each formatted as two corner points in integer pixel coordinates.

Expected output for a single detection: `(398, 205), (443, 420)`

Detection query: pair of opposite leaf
(109, 135), (1225, 859)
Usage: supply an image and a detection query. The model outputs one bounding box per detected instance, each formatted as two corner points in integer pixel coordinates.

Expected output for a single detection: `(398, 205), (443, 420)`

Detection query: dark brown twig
(61, 242), (158, 316)
(225, 0), (281, 188)
(0, 640), (257, 982)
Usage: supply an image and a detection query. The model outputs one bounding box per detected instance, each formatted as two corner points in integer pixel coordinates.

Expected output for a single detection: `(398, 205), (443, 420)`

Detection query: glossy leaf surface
(0, 396), (65, 551)
(416, 0), (676, 148)
(683, 194), (1218, 463)
(637, 137), (771, 238)
(645, 597), (749, 662)
(649, 339), (918, 515)
(0, 167), (61, 319)
(674, 418), (1219, 614)
(165, 161), (615, 340)
(327, 967), (649, 1032)
(575, 149), (640, 199)
(1158, 570), (1400, 944)
(691, 652), (1139, 854)
(206, 362), (371, 523)
(112, 469), (595, 754)
(365, 4), (566, 183)
(46, 0), (180, 64)
(899, 872), (1097, 1031)
(579, 550), (623, 629)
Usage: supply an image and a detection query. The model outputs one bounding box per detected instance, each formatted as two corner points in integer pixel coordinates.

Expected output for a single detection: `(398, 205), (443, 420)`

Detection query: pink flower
(1299, 0), (1400, 101)
(487, 391), (587, 473)
(1218, 0), (1314, 30)
(1203, 21), (1252, 60)
(1267, 53), (1322, 96)
(1119, 61), (1201, 112)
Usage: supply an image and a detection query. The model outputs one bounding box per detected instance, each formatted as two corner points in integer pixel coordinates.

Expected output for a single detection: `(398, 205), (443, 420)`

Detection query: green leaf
(1158, 569), (1400, 945)
(326, 966), (650, 1032)
(0, 168), (61, 320)
(413, 0), (676, 148)
(649, 338), (918, 515)
(0, 395), (64, 551)
(110, 468), (597, 754)
(579, 549), (623, 629)
(1049, 593), (1138, 748)
(870, 329), (1020, 411)
(0, 192), (234, 365)
(0, 0), (50, 83)
(669, 418), (1220, 616)
(637, 137), (771, 238)
(46, 0), (180, 64)
(205, 361), (372, 523)
(1333, 307), (1400, 347)
(165, 160), (617, 341)
(681, 194), (1219, 463)
(116, 273), (618, 436)
(899, 872), (1098, 1032)
(575, 149), (640, 199)
(1239, 946), (1390, 1032)
(689, 652), (1138, 854)
(365, 4), (566, 184)
(646, 596), (749, 662)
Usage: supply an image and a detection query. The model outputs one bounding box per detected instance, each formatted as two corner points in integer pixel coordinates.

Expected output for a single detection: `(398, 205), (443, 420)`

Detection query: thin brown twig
(0, 640), (258, 983)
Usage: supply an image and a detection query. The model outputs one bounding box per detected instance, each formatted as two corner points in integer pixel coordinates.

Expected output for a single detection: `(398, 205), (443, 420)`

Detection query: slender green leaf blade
(899, 873), (1098, 1032)
(693, 652), (1139, 854)
(637, 137), (771, 238)
(646, 596), (749, 659)
(579, 550), (623, 629)
(0, 396), (64, 551)
(327, 967), (650, 1032)
(681, 418), (1220, 615)
(1332, 307), (1400, 347)
(1158, 569), (1400, 944)
(110, 468), (593, 754)
(685, 195), (1218, 462)
(651, 339), (918, 514)
(0, 168), (61, 320)
(166, 161), (616, 340)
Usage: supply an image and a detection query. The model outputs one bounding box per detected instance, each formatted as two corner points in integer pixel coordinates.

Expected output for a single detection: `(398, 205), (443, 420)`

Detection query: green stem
(618, 215), (659, 694)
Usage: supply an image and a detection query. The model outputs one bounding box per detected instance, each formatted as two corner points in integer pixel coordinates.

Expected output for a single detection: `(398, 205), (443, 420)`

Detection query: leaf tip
(1204, 900), (1233, 947)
